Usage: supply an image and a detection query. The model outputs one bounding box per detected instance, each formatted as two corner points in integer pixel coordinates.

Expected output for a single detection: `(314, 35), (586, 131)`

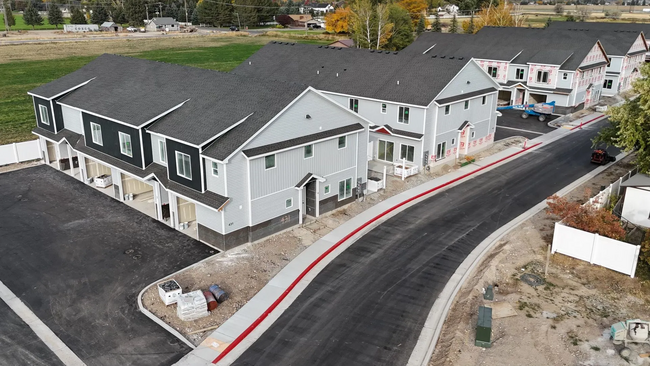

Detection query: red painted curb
(570, 114), (605, 131)
(212, 141), (542, 364)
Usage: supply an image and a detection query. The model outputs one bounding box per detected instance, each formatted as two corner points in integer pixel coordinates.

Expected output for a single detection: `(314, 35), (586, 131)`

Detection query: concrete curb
(407, 151), (630, 366)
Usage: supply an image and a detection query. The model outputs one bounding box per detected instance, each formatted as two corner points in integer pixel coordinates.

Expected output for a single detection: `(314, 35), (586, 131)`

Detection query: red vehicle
(591, 149), (616, 165)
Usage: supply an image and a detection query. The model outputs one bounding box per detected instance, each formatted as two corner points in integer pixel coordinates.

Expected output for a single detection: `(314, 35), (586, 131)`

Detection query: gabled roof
(149, 17), (178, 25)
(621, 173), (650, 187)
(100, 22), (116, 27)
(548, 22), (647, 56)
(32, 54), (306, 148)
(232, 41), (471, 106)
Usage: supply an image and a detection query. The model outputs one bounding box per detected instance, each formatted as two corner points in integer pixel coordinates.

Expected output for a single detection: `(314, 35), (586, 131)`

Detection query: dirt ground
(429, 154), (650, 366)
(142, 137), (526, 346)
(0, 160), (42, 174)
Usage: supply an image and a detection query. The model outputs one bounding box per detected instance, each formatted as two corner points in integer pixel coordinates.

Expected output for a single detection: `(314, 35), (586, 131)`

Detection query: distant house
(621, 173), (650, 228)
(276, 14), (313, 27)
(100, 22), (122, 32)
(144, 17), (179, 32)
(312, 3), (334, 14)
(63, 24), (99, 33)
(328, 39), (354, 48)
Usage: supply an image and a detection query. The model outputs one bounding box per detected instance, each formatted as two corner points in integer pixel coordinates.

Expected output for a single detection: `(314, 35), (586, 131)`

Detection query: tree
(449, 13), (458, 33)
(554, 2), (564, 14)
(385, 3), (413, 50)
(416, 14), (426, 34)
(350, 0), (374, 48)
(197, 0), (231, 27)
(91, 5), (109, 24)
(163, 3), (177, 18)
(464, 12), (476, 33)
(70, 6), (87, 24)
(640, 230), (650, 266)
(545, 16), (552, 28)
(124, 0), (147, 26)
(576, 7), (591, 21)
(111, 6), (128, 25)
(3, 0), (15, 29)
(605, 9), (621, 19)
(546, 194), (626, 241)
(565, 12), (575, 21)
(47, 4), (64, 28)
(397, 0), (427, 26)
(375, 3), (393, 50)
(461, 0), (525, 34)
(325, 6), (351, 33)
(431, 11), (441, 32)
(594, 63), (650, 174)
(23, 2), (43, 29)
(191, 6), (199, 24)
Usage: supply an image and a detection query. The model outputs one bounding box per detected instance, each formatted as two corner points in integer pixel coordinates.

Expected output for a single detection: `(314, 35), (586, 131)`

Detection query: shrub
(546, 194), (626, 240)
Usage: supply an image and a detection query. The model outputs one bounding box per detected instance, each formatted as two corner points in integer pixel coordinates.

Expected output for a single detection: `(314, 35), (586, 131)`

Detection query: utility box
(475, 306), (492, 348)
(483, 285), (494, 301)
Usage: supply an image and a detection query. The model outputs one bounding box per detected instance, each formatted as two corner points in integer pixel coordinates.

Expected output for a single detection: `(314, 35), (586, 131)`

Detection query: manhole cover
(520, 273), (545, 287)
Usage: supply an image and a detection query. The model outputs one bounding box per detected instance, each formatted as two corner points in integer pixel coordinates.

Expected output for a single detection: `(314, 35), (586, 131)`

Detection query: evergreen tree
(70, 6), (87, 24)
(416, 15), (425, 35)
(112, 6), (128, 24)
(385, 4), (413, 50)
(197, 0), (231, 26)
(467, 13), (475, 33)
(124, 0), (147, 26)
(163, 3), (177, 18)
(449, 13), (458, 33)
(47, 4), (64, 28)
(431, 11), (441, 32)
(3, 0), (15, 29)
(91, 5), (109, 24)
(23, 2), (44, 29)
(191, 6), (199, 24)
(545, 16), (552, 28)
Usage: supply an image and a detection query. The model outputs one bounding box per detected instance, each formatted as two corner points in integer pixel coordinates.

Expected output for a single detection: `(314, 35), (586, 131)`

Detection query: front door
(305, 180), (317, 217)
(302, 186), (307, 221)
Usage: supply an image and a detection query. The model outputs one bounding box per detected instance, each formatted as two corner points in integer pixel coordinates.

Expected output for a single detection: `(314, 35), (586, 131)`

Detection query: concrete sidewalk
(172, 113), (607, 366)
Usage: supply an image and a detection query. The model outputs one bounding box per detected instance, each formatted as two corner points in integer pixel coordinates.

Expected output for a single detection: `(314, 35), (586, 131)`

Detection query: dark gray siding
(141, 129), (153, 167)
(52, 101), (64, 132)
(165, 139), (202, 192)
(33, 96), (54, 133)
(82, 112), (144, 168)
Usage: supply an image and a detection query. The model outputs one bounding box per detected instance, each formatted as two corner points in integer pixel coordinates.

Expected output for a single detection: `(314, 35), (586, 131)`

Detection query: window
(90, 122), (103, 146)
(487, 66), (497, 77)
(378, 139), (394, 162)
(381, 103), (387, 114)
(175, 152), (192, 180)
(39, 105), (50, 125)
(285, 198), (293, 208)
(398, 106), (409, 124)
(159, 140), (166, 163)
(265, 154), (276, 169)
(451, 138), (456, 145)
(338, 177), (352, 201)
(515, 68), (525, 80)
(464, 100), (469, 110)
(324, 185), (330, 195)
(536, 70), (549, 83)
(338, 136), (346, 149)
(563, 73), (568, 80)
(118, 132), (132, 157)
(400, 144), (415, 163)
(304, 144), (313, 159)
(444, 105), (450, 115)
(349, 98), (359, 113)
(436, 141), (447, 160)
(211, 161), (219, 176)
(471, 131), (476, 138)
(482, 96), (487, 105)
(603, 79), (613, 89)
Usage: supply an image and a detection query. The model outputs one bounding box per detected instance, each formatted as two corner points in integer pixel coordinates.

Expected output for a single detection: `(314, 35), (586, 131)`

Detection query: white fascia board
(320, 90), (427, 108)
(137, 99), (191, 128)
(27, 77), (96, 101)
(57, 101), (140, 130)
(433, 89), (497, 107)
(369, 128), (422, 141)
(147, 130), (201, 149)
(244, 128), (365, 160)
(526, 61), (563, 67)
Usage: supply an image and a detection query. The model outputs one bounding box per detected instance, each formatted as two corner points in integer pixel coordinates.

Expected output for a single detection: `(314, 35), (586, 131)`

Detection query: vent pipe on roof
(397, 80), (400, 85)
(249, 61), (251, 65)
(336, 73), (339, 77)
(317, 70), (320, 74)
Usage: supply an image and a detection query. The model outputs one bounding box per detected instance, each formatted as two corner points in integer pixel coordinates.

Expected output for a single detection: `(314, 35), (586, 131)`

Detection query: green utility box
(475, 306), (493, 348)
(483, 285), (494, 301)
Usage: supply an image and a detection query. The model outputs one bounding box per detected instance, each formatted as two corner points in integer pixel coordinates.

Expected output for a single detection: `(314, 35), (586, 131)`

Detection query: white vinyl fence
(551, 222), (641, 278)
(0, 140), (42, 166)
(585, 169), (637, 210)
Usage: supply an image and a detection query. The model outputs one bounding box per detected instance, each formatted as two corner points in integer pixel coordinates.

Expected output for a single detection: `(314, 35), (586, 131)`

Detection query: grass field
(0, 14), (71, 31)
(0, 35), (330, 145)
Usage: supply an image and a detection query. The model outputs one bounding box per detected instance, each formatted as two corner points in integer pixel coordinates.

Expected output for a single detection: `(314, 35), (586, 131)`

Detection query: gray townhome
(29, 54), (370, 251)
(232, 42), (501, 172)
(405, 27), (616, 114)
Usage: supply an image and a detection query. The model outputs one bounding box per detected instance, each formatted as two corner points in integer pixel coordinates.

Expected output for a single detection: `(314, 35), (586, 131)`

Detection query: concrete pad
(491, 301), (518, 319)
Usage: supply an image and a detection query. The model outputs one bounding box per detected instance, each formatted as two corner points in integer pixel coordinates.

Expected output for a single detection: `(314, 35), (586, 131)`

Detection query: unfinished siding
(150, 134), (167, 166)
(60, 105), (84, 135)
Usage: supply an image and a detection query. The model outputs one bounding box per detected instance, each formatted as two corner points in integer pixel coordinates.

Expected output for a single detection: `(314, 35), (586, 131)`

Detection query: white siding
(196, 204), (223, 234)
(61, 105), (83, 134)
(204, 159), (226, 196)
(436, 61), (498, 101)
(251, 188), (299, 225)
(150, 134), (167, 166)
(222, 152), (250, 233)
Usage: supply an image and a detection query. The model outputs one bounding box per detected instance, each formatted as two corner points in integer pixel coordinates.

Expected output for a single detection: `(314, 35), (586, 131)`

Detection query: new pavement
(231, 120), (615, 365)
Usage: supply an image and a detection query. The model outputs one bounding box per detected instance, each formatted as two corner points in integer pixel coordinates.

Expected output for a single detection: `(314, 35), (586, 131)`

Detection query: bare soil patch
(429, 154), (650, 366)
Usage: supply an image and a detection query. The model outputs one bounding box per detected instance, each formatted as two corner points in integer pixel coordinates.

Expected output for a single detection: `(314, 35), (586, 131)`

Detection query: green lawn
(0, 40), (326, 145)
(0, 14), (71, 31)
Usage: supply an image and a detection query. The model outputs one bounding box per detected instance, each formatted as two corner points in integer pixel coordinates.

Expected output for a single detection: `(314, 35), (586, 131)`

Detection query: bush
(546, 194), (626, 240)
(640, 230), (650, 266)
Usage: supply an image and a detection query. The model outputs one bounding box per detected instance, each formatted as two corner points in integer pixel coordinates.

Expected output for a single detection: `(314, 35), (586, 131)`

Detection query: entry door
(302, 186), (307, 220)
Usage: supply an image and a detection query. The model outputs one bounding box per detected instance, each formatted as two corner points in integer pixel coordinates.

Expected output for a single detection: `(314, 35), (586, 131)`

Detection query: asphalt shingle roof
(35, 54), (306, 148)
(231, 42), (471, 106)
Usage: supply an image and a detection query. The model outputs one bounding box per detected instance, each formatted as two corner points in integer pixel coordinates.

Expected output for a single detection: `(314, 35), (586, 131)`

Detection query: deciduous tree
(554, 2), (564, 14)
(397, 0), (427, 25)
(351, 0), (374, 48)
(325, 6), (351, 33)
(546, 194), (626, 240)
(461, 0), (525, 34)
(23, 2), (43, 29)
(375, 3), (393, 50)
(385, 3), (413, 50)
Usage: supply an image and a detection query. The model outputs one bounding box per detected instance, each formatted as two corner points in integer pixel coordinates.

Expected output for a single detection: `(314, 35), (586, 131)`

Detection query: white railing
(393, 162), (419, 180)
(0, 140), (42, 167)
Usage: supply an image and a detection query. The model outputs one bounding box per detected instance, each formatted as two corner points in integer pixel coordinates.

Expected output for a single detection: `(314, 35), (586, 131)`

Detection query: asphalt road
(495, 110), (557, 141)
(0, 300), (65, 366)
(232, 120), (617, 365)
(0, 166), (215, 366)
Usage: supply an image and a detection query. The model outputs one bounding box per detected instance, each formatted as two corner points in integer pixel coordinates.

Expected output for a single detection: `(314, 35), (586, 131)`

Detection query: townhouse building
(30, 54), (370, 250)
(232, 42), (501, 171)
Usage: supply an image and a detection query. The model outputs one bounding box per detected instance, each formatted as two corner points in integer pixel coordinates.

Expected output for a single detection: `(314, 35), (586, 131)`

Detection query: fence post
(589, 233), (599, 264)
(12, 143), (19, 164)
(630, 245), (641, 278)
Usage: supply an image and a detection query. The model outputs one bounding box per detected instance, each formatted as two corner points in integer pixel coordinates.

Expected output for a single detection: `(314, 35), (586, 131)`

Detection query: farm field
(0, 14), (71, 31)
(0, 34), (331, 144)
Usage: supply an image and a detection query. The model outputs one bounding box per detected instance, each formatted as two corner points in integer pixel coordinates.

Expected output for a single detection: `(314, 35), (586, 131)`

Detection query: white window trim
(338, 136), (347, 149)
(304, 144), (314, 159)
(175, 151), (192, 180)
(464, 100), (470, 110)
(397, 106), (409, 124)
(39, 105), (50, 125)
(159, 140), (166, 164)
(515, 68), (525, 80)
(377, 139), (394, 162)
(90, 122), (103, 146)
(285, 197), (293, 209)
(338, 177), (352, 201)
(436, 141), (447, 161)
(118, 132), (133, 157)
(264, 154), (276, 170)
(380, 103), (387, 114)
(399, 143), (415, 163)
(211, 161), (219, 177)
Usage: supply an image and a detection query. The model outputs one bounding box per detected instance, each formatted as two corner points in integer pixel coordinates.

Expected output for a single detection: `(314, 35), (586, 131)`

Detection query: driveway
(231, 120), (616, 365)
(495, 109), (557, 141)
(0, 166), (215, 366)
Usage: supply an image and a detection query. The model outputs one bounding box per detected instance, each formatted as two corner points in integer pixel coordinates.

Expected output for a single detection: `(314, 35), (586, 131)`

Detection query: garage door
(177, 197), (196, 223)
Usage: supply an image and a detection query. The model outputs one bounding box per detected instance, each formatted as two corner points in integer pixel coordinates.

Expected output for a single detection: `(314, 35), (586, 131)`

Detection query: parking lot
(495, 109), (557, 141)
(0, 166), (216, 366)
